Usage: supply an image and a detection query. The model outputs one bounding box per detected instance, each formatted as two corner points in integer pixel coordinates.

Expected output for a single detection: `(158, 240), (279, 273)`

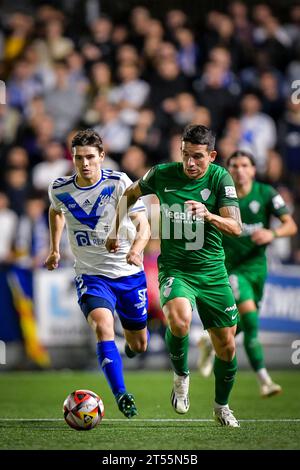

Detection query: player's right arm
(45, 205), (65, 270)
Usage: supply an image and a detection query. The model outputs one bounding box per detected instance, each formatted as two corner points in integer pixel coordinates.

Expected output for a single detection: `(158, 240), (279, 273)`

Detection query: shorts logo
(231, 312), (238, 320)
(134, 288), (147, 309)
(249, 200), (260, 214)
(225, 303), (237, 313)
(200, 188), (211, 201)
(225, 186), (237, 198)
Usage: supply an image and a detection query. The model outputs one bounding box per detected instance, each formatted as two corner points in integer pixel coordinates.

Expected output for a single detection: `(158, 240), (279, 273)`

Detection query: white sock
(214, 401), (229, 410)
(257, 368), (272, 385)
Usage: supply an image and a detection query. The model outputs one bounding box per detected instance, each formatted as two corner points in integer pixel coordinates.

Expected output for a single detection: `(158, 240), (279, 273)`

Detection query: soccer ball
(63, 389), (104, 430)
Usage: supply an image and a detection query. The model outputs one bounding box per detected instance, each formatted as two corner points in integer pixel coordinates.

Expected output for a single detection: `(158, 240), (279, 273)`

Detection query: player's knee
(221, 342), (236, 361)
(168, 316), (190, 336)
(128, 338), (147, 353)
(95, 322), (114, 341)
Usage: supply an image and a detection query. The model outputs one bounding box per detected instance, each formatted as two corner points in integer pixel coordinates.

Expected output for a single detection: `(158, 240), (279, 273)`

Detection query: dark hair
(227, 150), (256, 167)
(182, 124), (216, 152)
(71, 129), (104, 155)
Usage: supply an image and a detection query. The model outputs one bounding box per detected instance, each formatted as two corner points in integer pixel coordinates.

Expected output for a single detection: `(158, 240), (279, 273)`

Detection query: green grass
(0, 370), (299, 450)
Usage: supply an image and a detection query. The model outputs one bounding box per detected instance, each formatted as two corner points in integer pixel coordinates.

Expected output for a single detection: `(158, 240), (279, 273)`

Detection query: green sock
(165, 327), (189, 376)
(214, 355), (237, 406)
(240, 311), (265, 371)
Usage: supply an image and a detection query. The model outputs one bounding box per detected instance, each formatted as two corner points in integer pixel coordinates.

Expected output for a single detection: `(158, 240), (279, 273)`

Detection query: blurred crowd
(0, 0), (300, 270)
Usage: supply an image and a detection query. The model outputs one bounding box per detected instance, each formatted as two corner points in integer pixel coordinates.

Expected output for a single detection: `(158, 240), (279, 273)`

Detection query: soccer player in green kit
(107, 125), (243, 427)
(199, 150), (297, 397)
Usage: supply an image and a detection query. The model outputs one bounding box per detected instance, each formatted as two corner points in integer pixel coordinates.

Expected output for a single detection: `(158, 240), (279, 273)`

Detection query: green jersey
(139, 162), (239, 282)
(223, 181), (289, 273)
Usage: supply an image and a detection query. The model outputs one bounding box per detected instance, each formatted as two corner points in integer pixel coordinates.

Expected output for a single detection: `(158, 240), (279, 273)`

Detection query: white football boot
(213, 405), (240, 427)
(260, 381), (282, 398)
(171, 372), (190, 414)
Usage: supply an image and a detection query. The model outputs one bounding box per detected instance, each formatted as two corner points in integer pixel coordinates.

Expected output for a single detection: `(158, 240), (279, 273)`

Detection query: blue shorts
(75, 272), (148, 330)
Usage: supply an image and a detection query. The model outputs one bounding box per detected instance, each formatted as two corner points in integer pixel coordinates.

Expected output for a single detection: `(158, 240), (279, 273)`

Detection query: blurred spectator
(32, 141), (71, 191)
(0, 103), (22, 145)
(131, 107), (162, 162)
(3, 12), (33, 63)
(120, 146), (150, 181)
(7, 59), (43, 114)
(238, 92), (277, 175)
(129, 6), (152, 52)
(0, 191), (17, 265)
(175, 27), (199, 77)
(258, 71), (285, 123)
(191, 106), (212, 128)
(148, 57), (190, 112)
(194, 61), (238, 135)
(2, 167), (31, 216)
(43, 17), (74, 61)
(89, 61), (114, 100)
(13, 191), (49, 269)
(89, 16), (114, 65)
(164, 92), (197, 128)
(2, 146), (29, 182)
(108, 62), (150, 125)
(94, 102), (131, 159)
(44, 61), (85, 140)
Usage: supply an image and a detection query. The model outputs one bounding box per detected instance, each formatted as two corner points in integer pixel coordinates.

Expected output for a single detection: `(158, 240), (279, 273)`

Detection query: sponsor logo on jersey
(272, 194), (285, 210)
(164, 208), (203, 223)
(224, 186), (237, 198)
(200, 188), (211, 201)
(249, 200), (260, 214)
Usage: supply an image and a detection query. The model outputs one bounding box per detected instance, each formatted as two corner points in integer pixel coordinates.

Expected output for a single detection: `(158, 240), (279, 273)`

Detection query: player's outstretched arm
(106, 181), (143, 253)
(127, 211), (151, 266)
(251, 213), (298, 245)
(45, 205), (65, 270)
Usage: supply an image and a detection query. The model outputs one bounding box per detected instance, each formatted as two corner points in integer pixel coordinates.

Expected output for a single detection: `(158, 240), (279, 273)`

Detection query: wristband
(272, 230), (278, 238)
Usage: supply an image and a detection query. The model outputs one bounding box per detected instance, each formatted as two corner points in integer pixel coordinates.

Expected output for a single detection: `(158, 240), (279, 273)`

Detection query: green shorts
(228, 269), (266, 307)
(159, 272), (239, 330)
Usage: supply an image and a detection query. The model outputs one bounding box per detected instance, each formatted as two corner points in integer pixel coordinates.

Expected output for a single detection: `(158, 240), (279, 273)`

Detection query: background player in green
(199, 150), (297, 397)
(107, 125), (243, 427)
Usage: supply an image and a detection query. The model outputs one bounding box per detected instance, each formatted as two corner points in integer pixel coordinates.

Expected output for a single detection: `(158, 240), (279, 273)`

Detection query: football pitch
(0, 370), (299, 450)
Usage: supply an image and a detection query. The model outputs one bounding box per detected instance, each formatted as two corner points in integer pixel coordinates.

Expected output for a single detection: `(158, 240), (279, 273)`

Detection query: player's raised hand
(105, 234), (120, 253)
(185, 200), (210, 220)
(126, 249), (143, 266)
(45, 252), (60, 270)
(251, 228), (275, 245)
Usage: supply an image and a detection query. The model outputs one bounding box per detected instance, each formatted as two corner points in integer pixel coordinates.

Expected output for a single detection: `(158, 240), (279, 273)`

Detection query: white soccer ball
(63, 389), (104, 431)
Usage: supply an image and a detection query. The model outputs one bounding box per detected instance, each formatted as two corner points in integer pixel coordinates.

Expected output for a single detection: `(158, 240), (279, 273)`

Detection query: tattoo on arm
(219, 206), (242, 228)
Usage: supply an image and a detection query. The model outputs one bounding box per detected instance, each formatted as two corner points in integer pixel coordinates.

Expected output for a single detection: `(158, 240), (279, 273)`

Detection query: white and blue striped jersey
(48, 169), (146, 278)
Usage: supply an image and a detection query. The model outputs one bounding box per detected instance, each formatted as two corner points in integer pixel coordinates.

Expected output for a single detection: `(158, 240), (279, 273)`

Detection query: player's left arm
(185, 201), (242, 236)
(251, 213), (298, 245)
(127, 210), (151, 266)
